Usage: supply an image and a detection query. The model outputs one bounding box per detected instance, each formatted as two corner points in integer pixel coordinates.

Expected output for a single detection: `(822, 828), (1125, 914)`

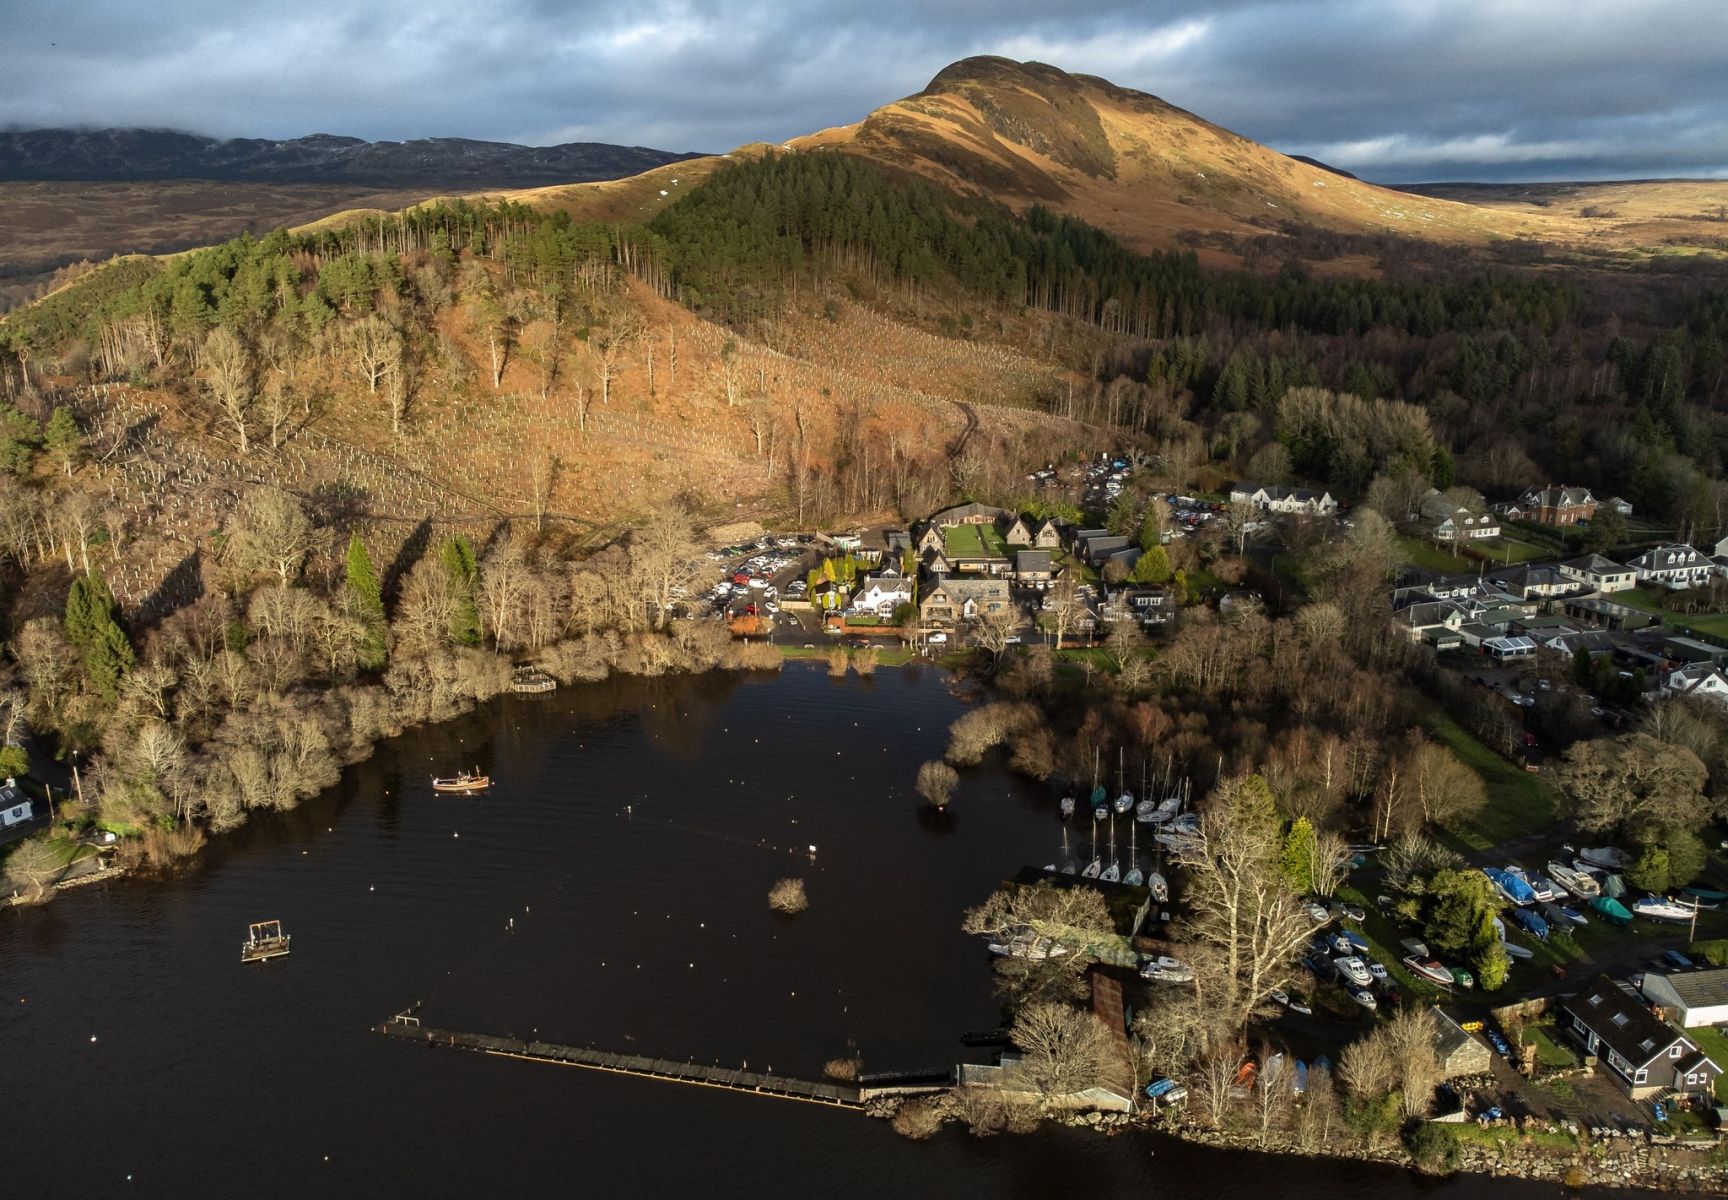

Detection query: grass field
(1478, 538), (1550, 564)
(942, 523), (1010, 560)
(1611, 587), (1728, 639)
(1397, 537), (1473, 573)
(1425, 711), (1556, 849)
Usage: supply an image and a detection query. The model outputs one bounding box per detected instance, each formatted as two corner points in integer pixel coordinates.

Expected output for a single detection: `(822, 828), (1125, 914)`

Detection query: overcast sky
(4, 0), (1726, 183)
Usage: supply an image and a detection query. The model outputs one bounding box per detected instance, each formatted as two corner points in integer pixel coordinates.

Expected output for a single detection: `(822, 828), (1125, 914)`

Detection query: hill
(789, 56), (1548, 254)
(0, 128), (705, 186)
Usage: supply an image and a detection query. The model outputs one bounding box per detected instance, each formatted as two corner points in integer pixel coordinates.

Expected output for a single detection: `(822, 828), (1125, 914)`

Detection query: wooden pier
(373, 1016), (953, 1109)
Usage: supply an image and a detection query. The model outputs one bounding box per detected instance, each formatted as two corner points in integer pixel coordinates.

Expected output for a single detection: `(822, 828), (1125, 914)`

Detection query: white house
(1559, 554), (1637, 594)
(1642, 968), (1728, 1029)
(1626, 544), (1713, 591)
(0, 779), (32, 828)
(851, 575), (914, 617)
(1227, 482), (1338, 516)
(1420, 489), (1501, 541)
(1662, 661), (1728, 705)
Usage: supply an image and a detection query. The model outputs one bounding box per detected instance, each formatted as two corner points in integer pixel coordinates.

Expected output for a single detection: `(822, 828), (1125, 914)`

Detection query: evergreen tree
(44, 406), (81, 475)
(1130, 544), (1172, 584)
(440, 536), (481, 646)
(344, 534), (389, 670)
(63, 568), (135, 700)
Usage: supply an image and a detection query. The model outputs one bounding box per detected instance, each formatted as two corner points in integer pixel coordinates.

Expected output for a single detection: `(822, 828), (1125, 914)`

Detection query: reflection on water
(0, 665), (1630, 1198)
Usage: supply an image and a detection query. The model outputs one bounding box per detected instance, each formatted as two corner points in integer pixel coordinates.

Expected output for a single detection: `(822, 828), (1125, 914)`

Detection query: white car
(927, 632), (948, 644)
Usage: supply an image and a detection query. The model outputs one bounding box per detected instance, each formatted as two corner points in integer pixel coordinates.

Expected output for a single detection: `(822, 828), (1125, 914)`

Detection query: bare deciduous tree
(225, 486), (315, 588)
(201, 327), (253, 454)
(1007, 1001), (1108, 1098)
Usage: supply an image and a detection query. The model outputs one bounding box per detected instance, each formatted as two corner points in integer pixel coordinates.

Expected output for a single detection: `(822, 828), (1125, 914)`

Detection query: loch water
(0, 665), (1649, 1197)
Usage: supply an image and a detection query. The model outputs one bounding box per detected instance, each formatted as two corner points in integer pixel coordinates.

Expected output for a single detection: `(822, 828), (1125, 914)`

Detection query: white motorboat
(1632, 896), (1695, 924)
(1350, 988), (1378, 1011)
(1403, 956), (1453, 986)
(1139, 955), (1195, 984)
(1333, 956), (1372, 987)
(1546, 861), (1601, 898)
(1578, 846), (1632, 870)
(1113, 792), (1134, 815)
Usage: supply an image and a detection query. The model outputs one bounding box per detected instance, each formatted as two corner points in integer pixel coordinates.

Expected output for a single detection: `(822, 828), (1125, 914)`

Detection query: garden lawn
(1521, 1022), (1581, 1070)
(1425, 711), (1556, 849)
(942, 523), (1010, 560)
(1397, 537), (1473, 573)
(1688, 1025), (1728, 1102)
(1478, 538), (1549, 564)
(1609, 588), (1728, 639)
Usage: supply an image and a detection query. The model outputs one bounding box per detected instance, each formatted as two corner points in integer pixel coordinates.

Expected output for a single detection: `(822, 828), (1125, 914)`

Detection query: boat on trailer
(241, 919), (291, 963)
(432, 771), (490, 793)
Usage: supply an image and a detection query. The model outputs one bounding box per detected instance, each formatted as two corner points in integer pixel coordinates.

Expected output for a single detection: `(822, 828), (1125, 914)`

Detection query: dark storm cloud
(2, 0), (1724, 181)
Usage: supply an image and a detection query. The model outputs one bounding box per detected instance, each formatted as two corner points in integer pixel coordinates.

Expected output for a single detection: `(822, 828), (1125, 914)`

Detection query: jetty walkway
(373, 1013), (950, 1109)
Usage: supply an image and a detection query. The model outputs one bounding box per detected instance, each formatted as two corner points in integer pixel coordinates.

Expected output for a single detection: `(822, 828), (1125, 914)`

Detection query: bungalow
(1562, 974), (1723, 1099)
(1514, 485), (1597, 527)
(1014, 549), (1055, 586)
(1642, 968), (1728, 1029)
(1626, 543), (1713, 591)
(1661, 661), (1728, 706)
(1486, 563), (1572, 600)
(928, 501), (1009, 527)
(1399, 600), (1466, 648)
(1559, 553), (1637, 594)
(1228, 482), (1339, 516)
(1421, 490), (1501, 541)
(0, 779), (33, 828)
(852, 575), (914, 618)
(1540, 629), (1618, 659)
(920, 578), (1012, 626)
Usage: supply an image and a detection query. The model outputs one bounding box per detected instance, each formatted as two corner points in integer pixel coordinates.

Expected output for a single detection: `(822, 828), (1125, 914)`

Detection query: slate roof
(1566, 974), (1689, 1068)
(1655, 968), (1728, 1010)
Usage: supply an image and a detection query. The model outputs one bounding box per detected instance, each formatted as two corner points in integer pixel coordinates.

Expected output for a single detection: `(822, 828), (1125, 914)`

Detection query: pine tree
(64, 568), (134, 700)
(344, 534), (389, 670)
(1131, 544), (1172, 584)
(44, 406), (81, 475)
(440, 536), (481, 646)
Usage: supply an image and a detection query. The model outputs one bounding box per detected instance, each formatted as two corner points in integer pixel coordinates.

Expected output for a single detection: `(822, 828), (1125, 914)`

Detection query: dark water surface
(0, 666), (1633, 1197)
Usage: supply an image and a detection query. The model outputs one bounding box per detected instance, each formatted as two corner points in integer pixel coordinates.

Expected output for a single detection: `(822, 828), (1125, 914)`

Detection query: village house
(1660, 661), (1728, 705)
(1509, 485), (1597, 526)
(1104, 585), (1174, 628)
(1000, 515), (1035, 546)
(1642, 968), (1728, 1029)
(1398, 600), (1466, 648)
(1485, 563), (1572, 601)
(1558, 553), (1638, 593)
(0, 779), (33, 829)
(1014, 549), (1055, 586)
(915, 525), (945, 556)
(919, 577), (1011, 626)
(1227, 482), (1338, 516)
(1031, 518), (1065, 549)
(1075, 531), (1131, 566)
(850, 574), (914, 618)
(1538, 629), (1619, 659)
(1420, 489), (1501, 541)
(927, 501), (1009, 527)
(1625, 543), (1713, 591)
(1562, 974), (1723, 1099)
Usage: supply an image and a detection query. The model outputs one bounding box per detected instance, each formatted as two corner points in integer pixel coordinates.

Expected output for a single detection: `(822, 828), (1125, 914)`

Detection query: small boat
(1092, 804), (1109, 822)
(1448, 966), (1475, 989)
(1546, 862), (1600, 898)
(1523, 872), (1559, 903)
(1579, 846), (1632, 870)
(1556, 904), (1589, 927)
(432, 771), (490, 793)
(1632, 896), (1695, 924)
(1122, 820), (1143, 887)
(1483, 867), (1535, 906)
(1502, 941), (1534, 961)
(1146, 870), (1169, 903)
(1511, 908), (1550, 940)
(1601, 873), (1627, 900)
(1113, 792), (1134, 815)
(1591, 896), (1633, 926)
(1292, 1060), (1309, 1094)
(1682, 887), (1728, 907)
(241, 919), (291, 963)
(1081, 858), (1102, 879)
(1140, 955), (1195, 984)
(1350, 987), (1378, 1011)
(1333, 956), (1371, 987)
(1230, 1057), (1259, 1095)
(1403, 956), (1453, 986)
(1137, 796), (1180, 824)
(1123, 864), (1144, 887)
(1100, 861), (1122, 883)
(1059, 796), (1076, 819)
